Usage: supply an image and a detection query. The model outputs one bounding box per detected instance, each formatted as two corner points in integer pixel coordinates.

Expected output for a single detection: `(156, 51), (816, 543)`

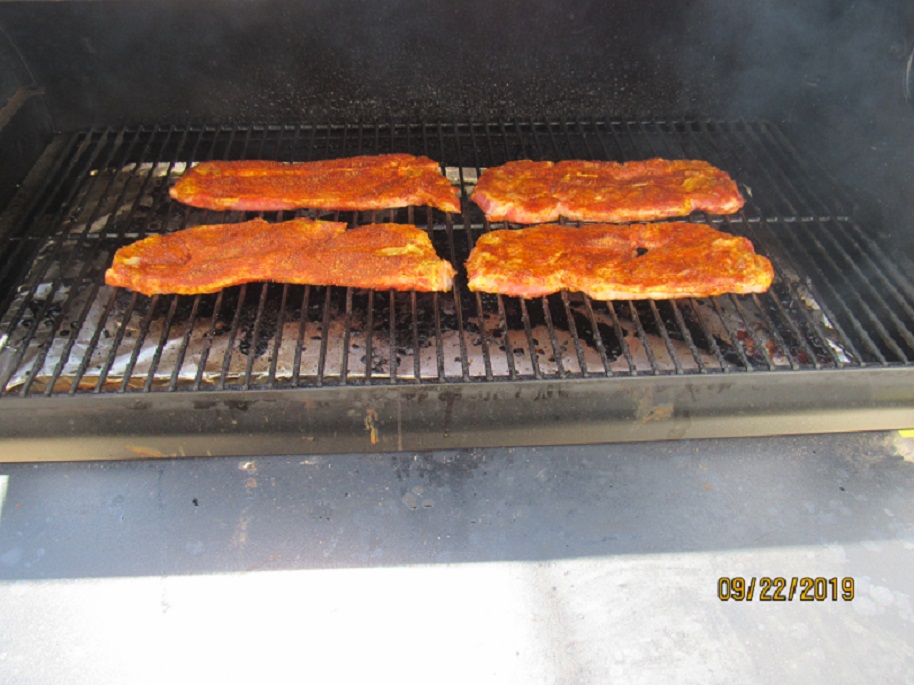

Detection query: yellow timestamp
(718, 577), (855, 602)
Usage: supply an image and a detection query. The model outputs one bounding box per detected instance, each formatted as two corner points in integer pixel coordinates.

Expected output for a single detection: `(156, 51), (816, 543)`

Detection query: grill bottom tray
(1, 120), (913, 460)
(0, 369), (912, 461)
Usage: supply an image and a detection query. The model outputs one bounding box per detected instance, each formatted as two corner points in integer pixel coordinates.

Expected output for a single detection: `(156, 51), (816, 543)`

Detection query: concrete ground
(0, 431), (912, 684)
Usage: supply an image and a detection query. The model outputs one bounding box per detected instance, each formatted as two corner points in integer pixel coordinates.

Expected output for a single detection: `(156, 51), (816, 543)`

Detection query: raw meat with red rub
(169, 154), (460, 213)
(105, 219), (456, 295)
(470, 158), (744, 223)
(465, 222), (773, 300)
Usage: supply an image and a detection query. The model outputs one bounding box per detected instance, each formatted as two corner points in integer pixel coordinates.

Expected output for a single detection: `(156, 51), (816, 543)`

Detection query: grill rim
(0, 366), (911, 462)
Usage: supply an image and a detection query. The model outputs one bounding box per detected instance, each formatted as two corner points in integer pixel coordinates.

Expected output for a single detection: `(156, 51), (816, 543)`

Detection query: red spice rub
(105, 219), (456, 295)
(465, 222), (773, 300)
(470, 158), (744, 224)
(169, 154), (460, 213)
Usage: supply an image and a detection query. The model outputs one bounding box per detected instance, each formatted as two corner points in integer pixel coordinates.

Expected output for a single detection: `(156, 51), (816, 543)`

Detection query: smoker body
(1, 3), (914, 682)
(1, 0), (914, 459)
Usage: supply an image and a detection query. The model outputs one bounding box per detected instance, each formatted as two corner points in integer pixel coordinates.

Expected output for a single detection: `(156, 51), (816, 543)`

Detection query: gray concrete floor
(1, 431), (913, 683)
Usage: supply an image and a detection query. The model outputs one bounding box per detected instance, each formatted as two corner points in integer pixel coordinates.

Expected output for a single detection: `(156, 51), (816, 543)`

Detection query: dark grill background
(1, 119), (913, 399)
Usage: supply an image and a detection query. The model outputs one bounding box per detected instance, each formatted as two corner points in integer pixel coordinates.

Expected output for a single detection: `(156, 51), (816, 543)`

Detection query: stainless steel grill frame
(1, 118), (913, 460)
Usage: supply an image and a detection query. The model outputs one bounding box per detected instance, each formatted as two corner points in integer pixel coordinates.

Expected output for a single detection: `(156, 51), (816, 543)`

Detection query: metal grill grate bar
(363, 289), (375, 383)
(267, 284), (291, 388)
(170, 293), (201, 392)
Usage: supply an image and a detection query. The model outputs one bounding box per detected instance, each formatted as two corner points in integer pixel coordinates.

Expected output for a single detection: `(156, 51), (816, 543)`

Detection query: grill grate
(2, 119), (914, 399)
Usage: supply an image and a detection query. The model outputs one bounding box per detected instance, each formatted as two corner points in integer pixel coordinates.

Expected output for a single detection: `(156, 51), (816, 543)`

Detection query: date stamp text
(718, 577), (855, 602)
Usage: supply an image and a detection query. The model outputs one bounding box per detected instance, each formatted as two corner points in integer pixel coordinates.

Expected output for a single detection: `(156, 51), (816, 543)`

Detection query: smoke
(674, 1), (908, 118)
(675, 1), (914, 253)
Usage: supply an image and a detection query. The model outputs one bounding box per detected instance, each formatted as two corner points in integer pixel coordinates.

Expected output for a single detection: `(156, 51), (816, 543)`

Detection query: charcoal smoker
(0, 2), (913, 681)
(1, 0), (913, 460)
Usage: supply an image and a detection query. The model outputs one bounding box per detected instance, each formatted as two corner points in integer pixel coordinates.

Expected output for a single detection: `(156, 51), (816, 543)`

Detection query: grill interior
(2, 119), (914, 401)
